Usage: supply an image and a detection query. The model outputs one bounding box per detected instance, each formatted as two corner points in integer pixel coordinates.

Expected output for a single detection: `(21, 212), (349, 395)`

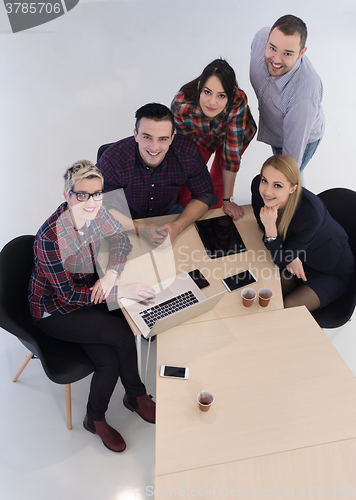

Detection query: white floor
(1, 314), (356, 500)
(0, 332), (157, 500)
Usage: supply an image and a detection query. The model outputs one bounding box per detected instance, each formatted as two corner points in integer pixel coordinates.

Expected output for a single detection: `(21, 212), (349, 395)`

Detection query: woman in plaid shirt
(171, 58), (257, 220)
(28, 161), (156, 452)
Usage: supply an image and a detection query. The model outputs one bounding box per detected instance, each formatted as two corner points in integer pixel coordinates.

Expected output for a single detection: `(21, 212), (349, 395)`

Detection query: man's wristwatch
(223, 196), (234, 202)
(264, 236), (277, 243)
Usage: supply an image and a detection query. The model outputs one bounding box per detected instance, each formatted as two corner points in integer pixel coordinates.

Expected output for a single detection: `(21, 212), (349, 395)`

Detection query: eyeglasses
(69, 191), (103, 202)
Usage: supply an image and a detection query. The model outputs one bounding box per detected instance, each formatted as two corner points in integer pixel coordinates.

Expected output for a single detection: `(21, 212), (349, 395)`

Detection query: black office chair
(0, 235), (95, 429)
(311, 188), (356, 328)
(97, 142), (114, 162)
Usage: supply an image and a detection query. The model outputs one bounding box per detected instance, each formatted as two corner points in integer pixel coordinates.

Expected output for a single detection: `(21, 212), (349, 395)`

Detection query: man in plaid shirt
(97, 103), (218, 247)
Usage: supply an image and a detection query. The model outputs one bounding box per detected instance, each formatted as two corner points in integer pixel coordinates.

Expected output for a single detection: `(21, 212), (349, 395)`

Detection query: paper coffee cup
(241, 288), (257, 307)
(258, 288), (273, 307)
(197, 391), (214, 412)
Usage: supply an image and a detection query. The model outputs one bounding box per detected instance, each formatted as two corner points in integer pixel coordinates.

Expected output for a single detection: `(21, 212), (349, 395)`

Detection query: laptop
(120, 272), (226, 339)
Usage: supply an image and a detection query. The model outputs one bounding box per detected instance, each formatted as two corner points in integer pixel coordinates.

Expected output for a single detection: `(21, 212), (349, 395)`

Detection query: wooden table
(102, 206), (284, 333)
(98, 206), (285, 376)
(139, 206), (284, 321)
(155, 307), (356, 478)
(155, 439), (356, 498)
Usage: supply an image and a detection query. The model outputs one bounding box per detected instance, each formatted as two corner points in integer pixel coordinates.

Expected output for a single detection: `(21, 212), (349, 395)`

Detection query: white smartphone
(222, 270), (258, 292)
(159, 365), (189, 379)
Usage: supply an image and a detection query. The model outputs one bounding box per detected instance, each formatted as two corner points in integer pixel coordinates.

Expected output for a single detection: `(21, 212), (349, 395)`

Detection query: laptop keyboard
(139, 290), (199, 329)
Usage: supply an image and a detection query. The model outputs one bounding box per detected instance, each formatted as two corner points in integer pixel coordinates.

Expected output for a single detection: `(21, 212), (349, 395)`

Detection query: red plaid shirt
(171, 89), (257, 172)
(28, 202), (132, 322)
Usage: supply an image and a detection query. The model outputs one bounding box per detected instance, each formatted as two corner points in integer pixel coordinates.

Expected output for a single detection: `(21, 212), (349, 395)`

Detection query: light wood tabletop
(162, 206), (284, 322)
(155, 306), (356, 476)
(154, 438), (356, 499)
(98, 206), (284, 336)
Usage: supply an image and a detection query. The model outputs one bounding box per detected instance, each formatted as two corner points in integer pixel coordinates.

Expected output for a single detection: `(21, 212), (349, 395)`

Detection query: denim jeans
(164, 202), (184, 215)
(272, 139), (321, 173)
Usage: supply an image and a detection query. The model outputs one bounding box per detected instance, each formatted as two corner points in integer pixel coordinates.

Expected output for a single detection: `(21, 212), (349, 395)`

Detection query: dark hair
(180, 58), (238, 105)
(135, 103), (175, 135)
(270, 15), (308, 50)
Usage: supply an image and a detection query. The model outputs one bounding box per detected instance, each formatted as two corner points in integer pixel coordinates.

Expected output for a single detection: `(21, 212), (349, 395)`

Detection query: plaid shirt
(97, 135), (217, 218)
(170, 90), (257, 173)
(28, 202), (132, 323)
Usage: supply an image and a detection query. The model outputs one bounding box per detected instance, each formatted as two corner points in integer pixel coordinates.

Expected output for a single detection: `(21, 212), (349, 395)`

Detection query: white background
(0, 3), (356, 499)
(0, 0), (355, 251)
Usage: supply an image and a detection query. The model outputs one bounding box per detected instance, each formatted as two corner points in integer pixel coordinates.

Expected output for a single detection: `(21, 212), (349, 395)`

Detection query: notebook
(120, 272), (226, 339)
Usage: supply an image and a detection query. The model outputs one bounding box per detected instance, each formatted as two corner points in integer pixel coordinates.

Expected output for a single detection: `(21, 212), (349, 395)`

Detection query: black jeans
(37, 304), (146, 421)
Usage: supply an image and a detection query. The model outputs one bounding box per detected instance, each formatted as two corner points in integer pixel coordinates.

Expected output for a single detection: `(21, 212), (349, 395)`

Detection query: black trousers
(37, 304), (146, 421)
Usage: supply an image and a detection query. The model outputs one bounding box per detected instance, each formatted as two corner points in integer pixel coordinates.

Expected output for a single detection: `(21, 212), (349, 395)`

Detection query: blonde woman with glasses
(28, 160), (156, 452)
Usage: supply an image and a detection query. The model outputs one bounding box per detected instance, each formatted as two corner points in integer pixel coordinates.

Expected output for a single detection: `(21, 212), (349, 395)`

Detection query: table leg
(136, 334), (142, 380)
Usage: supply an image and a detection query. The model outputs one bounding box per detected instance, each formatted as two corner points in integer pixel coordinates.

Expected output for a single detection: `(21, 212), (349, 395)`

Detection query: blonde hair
(63, 160), (103, 194)
(260, 155), (302, 241)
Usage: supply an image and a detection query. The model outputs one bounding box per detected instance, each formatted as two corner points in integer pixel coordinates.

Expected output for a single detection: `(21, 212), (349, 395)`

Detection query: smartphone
(159, 365), (189, 379)
(188, 269), (210, 289)
(222, 270), (258, 292)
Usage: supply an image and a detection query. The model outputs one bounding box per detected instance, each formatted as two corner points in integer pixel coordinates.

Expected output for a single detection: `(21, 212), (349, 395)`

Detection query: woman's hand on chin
(259, 203), (282, 234)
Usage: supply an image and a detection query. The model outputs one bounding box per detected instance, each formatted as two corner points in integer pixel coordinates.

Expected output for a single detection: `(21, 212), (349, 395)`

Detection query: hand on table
(117, 282), (156, 305)
(153, 222), (182, 249)
(222, 201), (244, 220)
(286, 257), (307, 281)
(138, 224), (169, 247)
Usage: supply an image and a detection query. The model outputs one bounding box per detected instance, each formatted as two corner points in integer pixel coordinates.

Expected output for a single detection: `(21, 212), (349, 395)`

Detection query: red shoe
(123, 393), (156, 424)
(83, 415), (126, 452)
